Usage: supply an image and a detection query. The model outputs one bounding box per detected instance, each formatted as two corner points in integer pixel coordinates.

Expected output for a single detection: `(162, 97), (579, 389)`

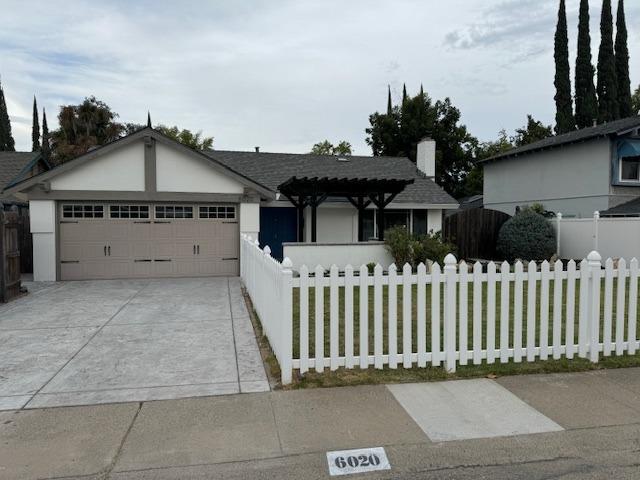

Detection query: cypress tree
(575, 0), (598, 128)
(402, 83), (407, 106)
(597, 0), (619, 122)
(615, 0), (632, 118)
(41, 108), (50, 161)
(32, 96), (40, 151)
(0, 81), (15, 151)
(386, 85), (392, 115)
(554, 0), (575, 133)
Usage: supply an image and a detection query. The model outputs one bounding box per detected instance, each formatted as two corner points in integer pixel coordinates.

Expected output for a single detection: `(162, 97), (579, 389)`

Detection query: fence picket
(552, 260), (563, 360)
(444, 254), (457, 373)
(299, 265), (310, 374)
(330, 265), (340, 371)
(402, 263), (413, 368)
(565, 260), (577, 359)
(417, 263), (428, 367)
(374, 264), (384, 369)
(472, 262), (482, 365)
(359, 264), (369, 369)
(539, 261), (550, 361)
(514, 261), (524, 362)
(314, 265), (325, 372)
(615, 258), (626, 356)
(486, 262), (496, 364)
(344, 265), (355, 369)
(526, 261), (537, 362)
(603, 258), (614, 356)
(459, 261), (469, 365)
(578, 259), (589, 358)
(588, 251), (602, 363)
(388, 264), (398, 369)
(628, 258), (638, 355)
(500, 261), (510, 363)
(431, 263), (442, 366)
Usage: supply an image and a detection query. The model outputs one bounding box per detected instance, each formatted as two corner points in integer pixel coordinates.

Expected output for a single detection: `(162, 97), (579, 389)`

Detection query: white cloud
(1, 0), (638, 154)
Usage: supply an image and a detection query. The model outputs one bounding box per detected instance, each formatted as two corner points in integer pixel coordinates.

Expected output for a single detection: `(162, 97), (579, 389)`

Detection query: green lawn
(271, 280), (640, 388)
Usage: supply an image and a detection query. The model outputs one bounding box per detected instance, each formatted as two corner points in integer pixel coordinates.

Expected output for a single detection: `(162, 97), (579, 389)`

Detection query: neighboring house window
(620, 156), (640, 182)
(155, 205), (193, 219)
(110, 205), (150, 219)
(412, 210), (428, 235)
(361, 210), (375, 241)
(62, 204), (104, 219)
(199, 206), (236, 219)
(384, 210), (410, 230)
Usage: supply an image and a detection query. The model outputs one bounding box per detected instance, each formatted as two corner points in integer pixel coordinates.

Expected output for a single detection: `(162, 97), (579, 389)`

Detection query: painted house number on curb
(326, 447), (391, 476)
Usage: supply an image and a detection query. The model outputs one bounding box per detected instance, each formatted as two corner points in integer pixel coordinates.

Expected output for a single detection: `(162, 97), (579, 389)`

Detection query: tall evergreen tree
(41, 108), (50, 161)
(0, 81), (15, 151)
(402, 83), (407, 106)
(615, 0), (632, 118)
(386, 85), (392, 115)
(32, 96), (40, 151)
(597, 0), (619, 122)
(575, 0), (598, 128)
(554, 0), (575, 133)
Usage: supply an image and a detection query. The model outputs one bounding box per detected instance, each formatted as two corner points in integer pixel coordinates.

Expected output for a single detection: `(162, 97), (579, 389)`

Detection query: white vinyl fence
(241, 235), (640, 385)
(555, 211), (640, 261)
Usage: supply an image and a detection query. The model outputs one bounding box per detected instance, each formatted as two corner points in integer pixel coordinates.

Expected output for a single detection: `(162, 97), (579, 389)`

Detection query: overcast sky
(1, 0), (638, 154)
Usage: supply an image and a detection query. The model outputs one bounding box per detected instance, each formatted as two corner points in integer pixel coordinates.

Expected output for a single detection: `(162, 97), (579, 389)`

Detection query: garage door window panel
(110, 205), (150, 219)
(155, 205), (193, 219)
(199, 206), (236, 219)
(62, 204), (104, 219)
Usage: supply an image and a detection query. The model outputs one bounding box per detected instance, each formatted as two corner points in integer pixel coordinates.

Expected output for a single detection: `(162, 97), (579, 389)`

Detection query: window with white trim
(62, 204), (104, 219)
(620, 156), (640, 182)
(199, 206), (236, 219)
(155, 205), (193, 219)
(110, 205), (150, 219)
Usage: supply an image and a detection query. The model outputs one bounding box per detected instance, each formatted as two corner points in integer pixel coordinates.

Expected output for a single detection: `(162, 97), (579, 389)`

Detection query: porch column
(297, 195), (305, 242)
(311, 195), (317, 243)
(357, 196), (364, 242)
(376, 192), (386, 241)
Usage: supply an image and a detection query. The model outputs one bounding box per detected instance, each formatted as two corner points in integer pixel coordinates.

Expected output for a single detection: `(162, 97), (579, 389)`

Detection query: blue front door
(259, 207), (298, 260)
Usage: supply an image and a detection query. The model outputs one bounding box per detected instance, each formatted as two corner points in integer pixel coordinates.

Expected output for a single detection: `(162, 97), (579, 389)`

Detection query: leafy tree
(41, 108), (50, 161)
(632, 85), (640, 115)
(51, 96), (124, 163)
(597, 0), (619, 122)
(511, 115), (553, 147)
(554, 0), (575, 133)
(310, 140), (352, 155)
(0, 81), (15, 151)
(575, 0), (598, 128)
(366, 88), (476, 197)
(154, 125), (213, 150)
(615, 0), (632, 118)
(32, 96), (40, 151)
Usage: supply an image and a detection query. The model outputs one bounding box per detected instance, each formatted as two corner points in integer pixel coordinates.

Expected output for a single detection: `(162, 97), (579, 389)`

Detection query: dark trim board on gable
(477, 115), (640, 165)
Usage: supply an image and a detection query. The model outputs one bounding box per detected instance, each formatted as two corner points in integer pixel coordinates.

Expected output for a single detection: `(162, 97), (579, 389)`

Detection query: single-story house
(479, 116), (640, 218)
(0, 151), (50, 208)
(3, 128), (457, 281)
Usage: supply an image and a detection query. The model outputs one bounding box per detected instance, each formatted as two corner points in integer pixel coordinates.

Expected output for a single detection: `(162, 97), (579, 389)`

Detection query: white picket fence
(240, 235), (640, 384)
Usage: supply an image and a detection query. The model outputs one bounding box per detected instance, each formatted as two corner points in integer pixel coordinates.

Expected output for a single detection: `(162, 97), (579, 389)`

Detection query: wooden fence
(0, 210), (22, 302)
(443, 208), (511, 260)
(241, 235), (640, 385)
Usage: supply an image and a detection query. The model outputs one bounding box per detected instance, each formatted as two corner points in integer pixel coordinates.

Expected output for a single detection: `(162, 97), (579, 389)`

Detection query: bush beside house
(385, 226), (456, 268)
(497, 209), (556, 261)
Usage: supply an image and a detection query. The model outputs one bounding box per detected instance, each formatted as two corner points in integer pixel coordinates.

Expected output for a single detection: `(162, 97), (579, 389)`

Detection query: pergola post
(357, 197), (365, 241)
(376, 192), (386, 241)
(311, 195), (317, 243)
(297, 195), (305, 242)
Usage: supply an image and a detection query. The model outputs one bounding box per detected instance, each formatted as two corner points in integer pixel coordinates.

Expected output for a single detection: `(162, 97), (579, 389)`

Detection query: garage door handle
(104, 246), (107, 256)
(193, 245), (196, 255)
(197, 245), (200, 255)
(108, 246), (111, 256)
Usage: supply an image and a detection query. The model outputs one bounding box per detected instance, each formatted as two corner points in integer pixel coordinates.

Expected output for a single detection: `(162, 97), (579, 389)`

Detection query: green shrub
(384, 226), (456, 268)
(497, 210), (556, 261)
(366, 262), (377, 274)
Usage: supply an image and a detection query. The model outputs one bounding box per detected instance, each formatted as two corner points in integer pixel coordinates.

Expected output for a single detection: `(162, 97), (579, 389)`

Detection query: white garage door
(59, 203), (239, 280)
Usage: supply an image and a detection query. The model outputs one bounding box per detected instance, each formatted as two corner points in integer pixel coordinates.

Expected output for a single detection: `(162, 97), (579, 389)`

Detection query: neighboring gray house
(479, 116), (640, 218)
(0, 152), (50, 208)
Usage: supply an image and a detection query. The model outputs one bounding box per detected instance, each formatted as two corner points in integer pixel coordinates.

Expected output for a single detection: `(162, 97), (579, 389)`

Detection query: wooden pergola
(278, 176), (414, 242)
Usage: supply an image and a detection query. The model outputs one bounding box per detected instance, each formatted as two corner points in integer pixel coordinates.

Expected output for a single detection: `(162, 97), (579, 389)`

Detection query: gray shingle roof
(203, 150), (457, 205)
(478, 116), (640, 164)
(0, 152), (42, 203)
(601, 197), (640, 216)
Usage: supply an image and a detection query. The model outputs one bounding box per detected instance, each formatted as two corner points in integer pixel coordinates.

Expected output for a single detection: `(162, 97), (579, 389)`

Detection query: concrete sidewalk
(2, 368), (640, 479)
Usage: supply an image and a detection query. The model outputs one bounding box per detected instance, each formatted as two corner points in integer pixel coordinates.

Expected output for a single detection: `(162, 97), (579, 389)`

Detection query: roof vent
(255, 146), (260, 153)
(337, 157), (350, 162)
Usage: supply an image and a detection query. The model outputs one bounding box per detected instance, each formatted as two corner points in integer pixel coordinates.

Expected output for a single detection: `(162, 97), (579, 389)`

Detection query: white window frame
(619, 156), (640, 183)
(109, 204), (150, 219)
(61, 204), (105, 219)
(154, 205), (194, 219)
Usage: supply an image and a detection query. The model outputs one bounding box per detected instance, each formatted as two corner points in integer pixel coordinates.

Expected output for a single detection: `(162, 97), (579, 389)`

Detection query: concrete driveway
(0, 277), (268, 410)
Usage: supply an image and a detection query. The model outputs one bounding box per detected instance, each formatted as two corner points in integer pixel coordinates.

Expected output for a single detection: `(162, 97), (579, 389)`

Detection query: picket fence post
(592, 211), (599, 251)
(280, 257), (293, 384)
(587, 251), (602, 363)
(556, 212), (562, 257)
(443, 254), (457, 373)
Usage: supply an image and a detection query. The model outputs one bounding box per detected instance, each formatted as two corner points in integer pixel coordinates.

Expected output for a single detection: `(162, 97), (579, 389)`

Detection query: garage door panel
(59, 203), (239, 280)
